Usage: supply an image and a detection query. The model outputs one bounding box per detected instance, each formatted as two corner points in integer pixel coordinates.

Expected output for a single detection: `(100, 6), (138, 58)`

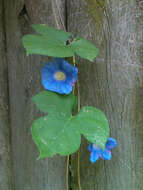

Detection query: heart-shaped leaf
(22, 34), (74, 57)
(71, 106), (109, 149)
(22, 24), (99, 61)
(32, 105), (109, 158)
(32, 24), (71, 43)
(70, 37), (99, 62)
(32, 91), (77, 118)
(31, 116), (81, 158)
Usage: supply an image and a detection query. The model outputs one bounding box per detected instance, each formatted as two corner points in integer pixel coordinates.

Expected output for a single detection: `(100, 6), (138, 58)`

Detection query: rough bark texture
(1, 0), (143, 189)
(0, 1), (13, 190)
(68, 0), (143, 190)
(3, 0), (66, 190)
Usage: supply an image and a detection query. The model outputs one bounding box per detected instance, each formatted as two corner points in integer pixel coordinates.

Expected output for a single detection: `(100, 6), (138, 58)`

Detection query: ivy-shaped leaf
(22, 24), (99, 61)
(32, 91), (77, 118)
(32, 24), (71, 43)
(32, 116), (81, 158)
(71, 106), (109, 149)
(70, 37), (99, 62)
(22, 34), (74, 57)
(32, 92), (109, 158)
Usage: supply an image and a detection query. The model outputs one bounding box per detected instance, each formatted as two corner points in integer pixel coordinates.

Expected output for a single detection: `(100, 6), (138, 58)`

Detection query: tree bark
(0, 1), (13, 190)
(1, 0), (143, 189)
(68, 0), (143, 189)
(4, 0), (67, 189)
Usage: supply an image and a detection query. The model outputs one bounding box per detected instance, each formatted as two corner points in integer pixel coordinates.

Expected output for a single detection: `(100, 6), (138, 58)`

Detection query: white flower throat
(54, 71), (66, 81)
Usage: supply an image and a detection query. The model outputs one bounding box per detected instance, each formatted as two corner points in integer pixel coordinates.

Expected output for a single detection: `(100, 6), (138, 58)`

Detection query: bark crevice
(1, 0), (13, 189)
(18, 4), (30, 22)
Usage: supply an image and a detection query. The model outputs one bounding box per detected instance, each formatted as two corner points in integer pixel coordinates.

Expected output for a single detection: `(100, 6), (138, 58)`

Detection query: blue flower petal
(41, 58), (78, 94)
(61, 83), (72, 94)
(63, 62), (78, 74)
(92, 146), (103, 154)
(88, 137), (117, 163)
(105, 137), (117, 150)
(88, 144), (102, 153)
(102, 149), (111, 160)
(54, 58), (65, 65)
(90, 151), (100, 163)
(88, 143), (93, 152)
(88, 144), (103, 163)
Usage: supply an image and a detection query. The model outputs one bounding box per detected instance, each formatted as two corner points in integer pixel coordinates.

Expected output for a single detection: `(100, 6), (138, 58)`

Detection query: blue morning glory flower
(41, 58), (78, 94)
(88, 137), (117, 163)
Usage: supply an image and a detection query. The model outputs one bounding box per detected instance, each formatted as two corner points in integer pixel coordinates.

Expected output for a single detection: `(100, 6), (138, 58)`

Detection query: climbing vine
(22, 24), (116, 189)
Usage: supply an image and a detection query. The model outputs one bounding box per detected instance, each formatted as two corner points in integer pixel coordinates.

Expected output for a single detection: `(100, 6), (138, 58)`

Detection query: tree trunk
(1, 0), (143, 189)
(4, 0), (67, 190)
(0, 1), (13, 190)
(68, 0), (143, 189)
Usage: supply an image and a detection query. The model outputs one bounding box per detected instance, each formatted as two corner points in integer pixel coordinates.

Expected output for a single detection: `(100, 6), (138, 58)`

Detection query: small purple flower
(41, 58), (78, 94)
(88, 137), (117, 163)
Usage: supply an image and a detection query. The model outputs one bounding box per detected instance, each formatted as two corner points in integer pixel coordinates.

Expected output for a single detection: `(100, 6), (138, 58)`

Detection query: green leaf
(22, 24), (99, 61)
(70, 37), (99, 61)
(32, 91), (77, 118)
(32, 105), (109, 158)
(31, 116), (81, 158)
(22, 24), (74, 57)
(22, 34), (74, 57)
(72, 106), (109, 149)
(32, 24), (72, 43)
